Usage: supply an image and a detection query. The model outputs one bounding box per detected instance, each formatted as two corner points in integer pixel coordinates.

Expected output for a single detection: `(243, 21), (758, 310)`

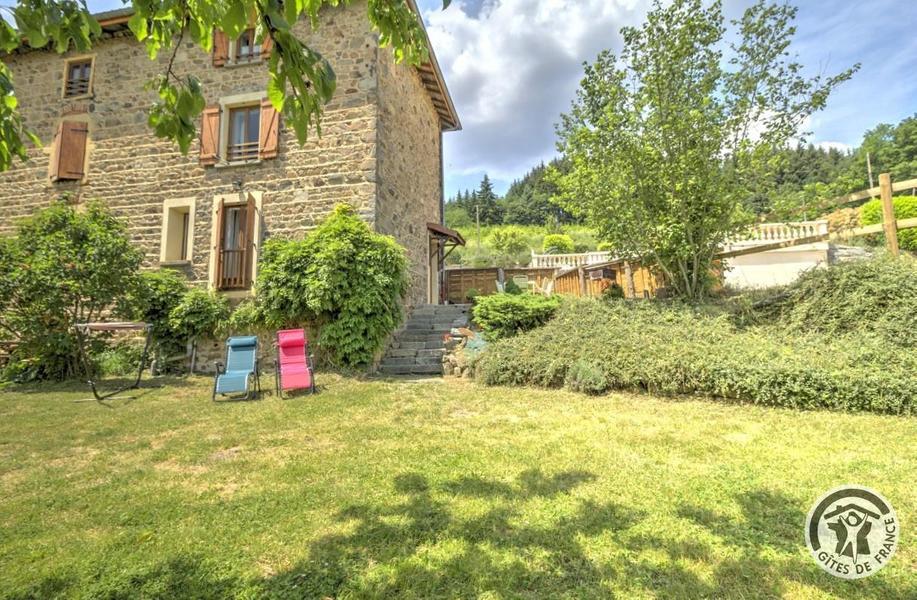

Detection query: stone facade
(0, 2), (456, 307)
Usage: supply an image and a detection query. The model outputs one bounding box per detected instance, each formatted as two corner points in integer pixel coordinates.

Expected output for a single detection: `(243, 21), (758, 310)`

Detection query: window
(214, 195), (258, 291)
(235, 28), (260, 62)
(160, 200), (195, 264)
(49, 120), (88, 182)
(212, 28), (271, 67)
(228, 106), (260, 162)
(200, 96), (279, 166)
(64, 59), (92, 97)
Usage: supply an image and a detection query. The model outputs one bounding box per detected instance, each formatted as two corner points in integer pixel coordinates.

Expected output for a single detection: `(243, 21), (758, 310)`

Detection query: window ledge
(160, 260), (192, 268)
(215, 159), (262, 169)
(63, 93), (94, 101)
(225, 58), (264, 69)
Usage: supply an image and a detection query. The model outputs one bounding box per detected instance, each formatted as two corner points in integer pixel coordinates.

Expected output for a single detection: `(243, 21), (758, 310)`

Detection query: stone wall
(375, 47), (444, 306)
(0, 3), (445, 295)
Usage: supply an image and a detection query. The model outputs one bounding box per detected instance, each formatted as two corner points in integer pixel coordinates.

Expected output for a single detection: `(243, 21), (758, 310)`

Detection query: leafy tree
(542, 234), (574, 255)
(444, 200), (472, 228)
(0, 0), (452, 169)
(487, 226), (529, 266)
(0, 201), (142, 381)
(258, 204), (408, 367)
(553, 0), (857, 299)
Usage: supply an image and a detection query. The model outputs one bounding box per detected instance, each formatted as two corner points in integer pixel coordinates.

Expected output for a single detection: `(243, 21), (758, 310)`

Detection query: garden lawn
(1, 376), (915, 599)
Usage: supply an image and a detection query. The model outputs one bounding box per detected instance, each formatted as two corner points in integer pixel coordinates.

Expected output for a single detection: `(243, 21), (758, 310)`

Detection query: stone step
(381, 355), (443, 367)
(379, 364), (444, 375)
(392, 340), (446, 350)
(395, 333), (447, 343)
(387, 348), (419, 358)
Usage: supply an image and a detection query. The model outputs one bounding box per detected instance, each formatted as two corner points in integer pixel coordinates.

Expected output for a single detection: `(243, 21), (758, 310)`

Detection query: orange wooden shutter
(243, 194), (257, 287)
(212, 30), (229, 67)
(259, 99), (279, 160)
(213, 198), (225, 289)
(261, 33), (273, 58)
(200, 105), (220, 166)
(48, 122), (63, 180)
(54, 121), (88, 181)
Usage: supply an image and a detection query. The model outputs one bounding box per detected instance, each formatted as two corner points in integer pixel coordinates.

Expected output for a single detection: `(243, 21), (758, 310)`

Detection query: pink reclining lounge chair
(274, 329), (316, 397)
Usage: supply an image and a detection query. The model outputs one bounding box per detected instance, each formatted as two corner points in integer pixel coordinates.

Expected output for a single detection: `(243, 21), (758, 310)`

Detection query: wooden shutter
(213, 198), (225, 289)
(52, 121), (88, 181)
(261, 33), (273, 58)
(200, 105), (221, 166)
(243, 194), (257, 288)
(212, 30), (230, 67)
(48, 122), (63, 180)
(259, 99), (279, 160)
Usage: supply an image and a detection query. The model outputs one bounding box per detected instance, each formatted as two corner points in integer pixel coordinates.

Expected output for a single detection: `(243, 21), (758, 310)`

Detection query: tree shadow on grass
(678, 489), (915, 600)
(258, 469), (652, 598)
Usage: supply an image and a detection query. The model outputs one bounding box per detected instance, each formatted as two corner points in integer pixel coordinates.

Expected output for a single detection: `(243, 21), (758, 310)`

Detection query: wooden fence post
(879, 173), (899, 257)
(577, 267), (587, 297)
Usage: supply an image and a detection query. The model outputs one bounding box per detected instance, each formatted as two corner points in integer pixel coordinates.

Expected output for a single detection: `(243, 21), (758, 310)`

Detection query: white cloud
(423, 0), (648, 181)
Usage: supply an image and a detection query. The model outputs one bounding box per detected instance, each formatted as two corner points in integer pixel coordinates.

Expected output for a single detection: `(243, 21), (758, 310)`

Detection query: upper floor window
(228, 105), (261, 162)
(235, 28), (260, 62)
(64, 58), (92, 97)
(200, 95), (279, 167)
(212, 28), (272, 67)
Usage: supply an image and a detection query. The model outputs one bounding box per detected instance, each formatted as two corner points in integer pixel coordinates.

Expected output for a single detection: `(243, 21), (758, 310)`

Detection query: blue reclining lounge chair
(213, 336), (261, 401)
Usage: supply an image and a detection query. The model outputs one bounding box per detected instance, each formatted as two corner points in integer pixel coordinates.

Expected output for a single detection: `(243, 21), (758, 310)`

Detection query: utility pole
(475, 204), (481, 249)
(867, 152), (875, 196)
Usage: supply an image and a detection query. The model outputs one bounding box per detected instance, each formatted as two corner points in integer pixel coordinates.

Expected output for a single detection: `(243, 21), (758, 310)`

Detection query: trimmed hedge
(861, 195), (917, 251)
(475, 299), (916, 414)
(472, 293), (562, 341)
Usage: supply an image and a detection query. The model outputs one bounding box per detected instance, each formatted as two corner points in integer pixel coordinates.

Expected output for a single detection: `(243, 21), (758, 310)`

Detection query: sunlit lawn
(1, 375), (914, 599)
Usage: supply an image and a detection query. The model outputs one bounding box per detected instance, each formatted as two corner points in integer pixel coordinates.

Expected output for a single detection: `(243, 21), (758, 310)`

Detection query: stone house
(0, 1), (462, 307)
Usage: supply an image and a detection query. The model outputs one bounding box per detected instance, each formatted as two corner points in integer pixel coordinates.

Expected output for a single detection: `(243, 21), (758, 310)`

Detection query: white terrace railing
(727, 220), (829, 247)
(530, 251), (612, 269)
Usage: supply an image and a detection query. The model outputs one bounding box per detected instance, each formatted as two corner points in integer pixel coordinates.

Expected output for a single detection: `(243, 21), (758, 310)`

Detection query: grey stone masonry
(378, 304), (471, 375)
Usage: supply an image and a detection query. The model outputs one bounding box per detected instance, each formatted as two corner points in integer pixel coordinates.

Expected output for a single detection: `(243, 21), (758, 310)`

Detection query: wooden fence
(445, 261), (662, 303)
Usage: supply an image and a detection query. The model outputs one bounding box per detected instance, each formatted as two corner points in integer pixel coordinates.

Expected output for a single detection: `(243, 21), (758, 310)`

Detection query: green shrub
(488, 226), (530, 266)
(257, 204), (408, 368)
(95, 340), (144, 376)
(861, 196), (917, 251)
(117, 270), (189, 361)
(759, 254), (917, 348)
(464, 288), (480, 303)
(503, 279), (523, 295)
(472, 293), (562, 341)
(543, 234), (575, 254)
(0, 201), (142, 381)
(602, 283), (625, 300)
(226, 299), (265, 335)
(475, 299), (917, 414)
(169, 289), (230, 346)
(565, 359), (608, 394)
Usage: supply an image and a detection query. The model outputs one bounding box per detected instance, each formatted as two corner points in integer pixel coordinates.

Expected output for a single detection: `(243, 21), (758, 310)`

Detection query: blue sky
(80, 0), (916, 198)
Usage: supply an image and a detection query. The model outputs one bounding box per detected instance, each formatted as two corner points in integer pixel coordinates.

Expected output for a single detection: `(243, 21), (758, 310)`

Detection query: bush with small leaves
(472, 293), (562, 341)
(860, 196), (917, 251)
(543, 234), (575, 255)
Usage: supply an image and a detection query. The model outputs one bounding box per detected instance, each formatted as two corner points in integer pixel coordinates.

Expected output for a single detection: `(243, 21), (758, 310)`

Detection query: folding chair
(213, 336), (261, 401)
(274, 329), (316, 397)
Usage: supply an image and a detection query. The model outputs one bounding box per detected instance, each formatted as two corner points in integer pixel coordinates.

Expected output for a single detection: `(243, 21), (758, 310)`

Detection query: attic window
(64, 59), (92, 97)
(235, 28), (260, 62)
(228, 105), (261, 162)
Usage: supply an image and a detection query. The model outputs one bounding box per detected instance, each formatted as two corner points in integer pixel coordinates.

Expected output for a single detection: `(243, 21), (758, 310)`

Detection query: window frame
(227, 105), (261, 163)
(227, 28), (263, 66)
(62, 56), (95, 99)
(217, 92), (265, 167)
(160, 198), (196, 266)
(209, 192), (263, 296)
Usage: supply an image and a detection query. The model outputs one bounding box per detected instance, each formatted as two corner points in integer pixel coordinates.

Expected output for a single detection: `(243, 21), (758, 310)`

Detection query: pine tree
(470, 175), (503, 225)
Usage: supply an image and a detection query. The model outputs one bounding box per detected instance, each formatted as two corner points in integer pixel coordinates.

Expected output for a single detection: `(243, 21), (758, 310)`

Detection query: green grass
(1, 376), (915, 599)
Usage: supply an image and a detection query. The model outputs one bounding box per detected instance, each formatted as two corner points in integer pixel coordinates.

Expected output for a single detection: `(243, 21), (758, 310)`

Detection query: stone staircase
(378, 304), (471, 375)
